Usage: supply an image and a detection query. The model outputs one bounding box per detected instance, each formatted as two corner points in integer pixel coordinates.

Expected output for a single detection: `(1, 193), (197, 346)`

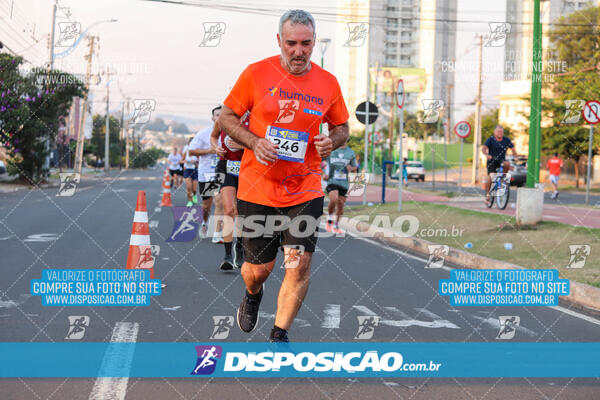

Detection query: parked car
(508, 156), (527, 187)
(406, 161), (425, 181)
(393, 161), (425, 181)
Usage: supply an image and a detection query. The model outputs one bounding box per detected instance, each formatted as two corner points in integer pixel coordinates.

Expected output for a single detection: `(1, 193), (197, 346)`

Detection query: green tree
(542, 5), (600, 187)
(0, 54), (85, 182)
(146, 117), (168, 131)
(91, 114), (122, 164)
(170, 121), (190, 134)
(132, 147), (167, 169)
(402, 111), (437, 140)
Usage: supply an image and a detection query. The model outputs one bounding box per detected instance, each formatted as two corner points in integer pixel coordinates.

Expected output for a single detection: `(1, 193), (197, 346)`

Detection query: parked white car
(405, 161), (425, 181)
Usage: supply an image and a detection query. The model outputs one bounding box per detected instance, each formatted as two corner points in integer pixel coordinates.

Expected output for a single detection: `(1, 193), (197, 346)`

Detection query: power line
(139, 0), (600, 30)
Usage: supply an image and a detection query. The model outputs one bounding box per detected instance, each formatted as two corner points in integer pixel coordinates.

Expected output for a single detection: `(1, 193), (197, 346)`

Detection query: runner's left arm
(314, 121), (349, 159)
(346, 152), (358, 172)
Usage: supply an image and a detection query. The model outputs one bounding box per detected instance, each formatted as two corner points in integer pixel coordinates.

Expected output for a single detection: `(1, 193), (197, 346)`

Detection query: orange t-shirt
(547, 157), (563, 176)
(224, 55), (349, 207)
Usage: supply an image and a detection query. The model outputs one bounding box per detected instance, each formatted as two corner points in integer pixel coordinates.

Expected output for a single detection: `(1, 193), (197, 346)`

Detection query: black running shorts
(237, 196), (324, 265)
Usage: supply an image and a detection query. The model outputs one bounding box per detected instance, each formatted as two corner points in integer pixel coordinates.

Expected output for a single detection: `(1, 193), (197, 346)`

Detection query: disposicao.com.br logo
(191, 346), (441, 376)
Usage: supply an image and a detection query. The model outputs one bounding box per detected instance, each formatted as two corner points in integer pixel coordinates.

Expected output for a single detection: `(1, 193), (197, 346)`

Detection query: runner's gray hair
(279, 9), (316, 38)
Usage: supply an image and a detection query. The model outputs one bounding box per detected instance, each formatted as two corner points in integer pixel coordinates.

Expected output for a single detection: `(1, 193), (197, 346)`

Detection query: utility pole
(125, 98), (131, 169)
(371, 61), (380, 174)
(49, 0), (57, 71)
(471, 35), (483, 185)
(104, 67), (111, 172)
(388, 77), (396, 164)
(445, 83), (453, 189)
(75, 36), (96, 174)
(119, 100), (125, 170)
(44, 0), (58, 171)
(527, 0), (542, 187)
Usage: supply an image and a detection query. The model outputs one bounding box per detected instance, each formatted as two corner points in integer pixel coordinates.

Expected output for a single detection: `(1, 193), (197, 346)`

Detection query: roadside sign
(454, 121), (472, 139)
(396, 79), (405, 110)
(582, 100), (600, 125)
(355, 101), (378, 125)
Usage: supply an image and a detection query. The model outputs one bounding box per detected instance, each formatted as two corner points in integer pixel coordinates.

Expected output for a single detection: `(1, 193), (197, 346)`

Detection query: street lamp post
(318, 38), (331, 135)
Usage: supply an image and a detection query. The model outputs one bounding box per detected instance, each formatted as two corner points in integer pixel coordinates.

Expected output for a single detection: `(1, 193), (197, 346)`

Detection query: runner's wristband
(224, 136), (242, 152)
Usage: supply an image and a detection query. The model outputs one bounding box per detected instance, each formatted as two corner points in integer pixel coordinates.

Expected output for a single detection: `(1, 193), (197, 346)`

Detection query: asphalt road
(1, 168), (599, 399)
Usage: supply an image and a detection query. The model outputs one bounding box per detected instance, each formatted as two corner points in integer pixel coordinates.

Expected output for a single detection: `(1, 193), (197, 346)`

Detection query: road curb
(339, 218), (600, 311)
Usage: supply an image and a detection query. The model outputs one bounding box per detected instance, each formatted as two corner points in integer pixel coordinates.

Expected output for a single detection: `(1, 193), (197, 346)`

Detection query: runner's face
(277, 21), (315, 75)
(494, 126), (504, 140)
(212, 109), (221, 122)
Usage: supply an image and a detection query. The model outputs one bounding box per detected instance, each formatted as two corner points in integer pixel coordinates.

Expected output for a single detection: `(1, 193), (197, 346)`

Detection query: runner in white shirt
(167, 147), (183, 189)
(188, 107), (221, 238)
(182, 138), (199, 207)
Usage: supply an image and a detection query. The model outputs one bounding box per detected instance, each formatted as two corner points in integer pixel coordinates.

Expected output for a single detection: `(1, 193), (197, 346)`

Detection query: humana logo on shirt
(271, 87), (324, 106)
(224, 351), (404, 372)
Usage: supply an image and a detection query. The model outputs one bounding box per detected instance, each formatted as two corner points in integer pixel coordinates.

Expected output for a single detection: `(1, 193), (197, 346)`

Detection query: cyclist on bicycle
(481, 125), (518, 203)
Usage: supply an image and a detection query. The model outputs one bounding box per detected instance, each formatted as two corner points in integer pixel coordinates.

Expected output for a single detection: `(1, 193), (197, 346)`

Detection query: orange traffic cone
(160, 174), (173, 207)
(126, 191), (155, 279)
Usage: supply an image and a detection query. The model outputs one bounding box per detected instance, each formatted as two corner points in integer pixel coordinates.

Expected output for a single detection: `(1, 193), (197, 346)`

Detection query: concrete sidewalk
(356, 185), (600, 229)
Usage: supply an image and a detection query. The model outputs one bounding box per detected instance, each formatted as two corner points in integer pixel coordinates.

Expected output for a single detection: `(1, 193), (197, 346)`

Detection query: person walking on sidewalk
(547, 152), (563, 200)
(218, 9), (349, 342)
(323, 143), (357, 234)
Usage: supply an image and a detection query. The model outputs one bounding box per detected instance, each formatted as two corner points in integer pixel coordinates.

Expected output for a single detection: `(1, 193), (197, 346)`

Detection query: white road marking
(0, 294), (30, 308)
(259, 311), (311, 328)
(23, 233), (58, 242)
(321, 304), (341, 328)
(549, 305), (600, 326)
(154, 207), (161, 213)
(0, 235), (13, 241)
(347, 230), (600, 327)
(544, 215), (563, 220)
(162, 306), (181, 311)
(352, 305), (460, 329)
(89, 321), (139, 400)
(149, 220), (159, 228)
(470, 315), (537, 337)
(384, 306), (410, 319)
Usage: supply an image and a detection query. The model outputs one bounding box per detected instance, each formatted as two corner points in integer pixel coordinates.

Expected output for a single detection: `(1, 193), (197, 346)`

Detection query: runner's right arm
(209, 121), (227, 158)
(219, 105), (277, 165)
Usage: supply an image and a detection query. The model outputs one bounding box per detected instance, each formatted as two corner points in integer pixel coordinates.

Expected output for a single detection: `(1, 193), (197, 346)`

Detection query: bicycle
(486, 163), (510, 209)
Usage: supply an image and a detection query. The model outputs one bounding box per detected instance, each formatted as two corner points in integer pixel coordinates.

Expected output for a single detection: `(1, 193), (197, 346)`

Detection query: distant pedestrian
(402, 157), (408, 186)
(547, 152), (563, 200)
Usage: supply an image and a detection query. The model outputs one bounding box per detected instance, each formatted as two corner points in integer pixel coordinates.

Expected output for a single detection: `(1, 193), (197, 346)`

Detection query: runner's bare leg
(336, 196), (346, 225)
(241, 260), (275, 294)
(328, 190), (338, 219)
(274, 251), (312, 330)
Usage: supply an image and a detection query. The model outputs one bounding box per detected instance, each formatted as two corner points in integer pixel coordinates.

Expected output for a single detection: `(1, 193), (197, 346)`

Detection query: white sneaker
(199, 223), (208, 239)
(212, 232), (224, 244)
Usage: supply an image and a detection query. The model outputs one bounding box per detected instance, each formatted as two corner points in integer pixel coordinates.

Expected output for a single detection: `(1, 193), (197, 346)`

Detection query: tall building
(335, 0), (457, 132)
(499, 0), (600, 153)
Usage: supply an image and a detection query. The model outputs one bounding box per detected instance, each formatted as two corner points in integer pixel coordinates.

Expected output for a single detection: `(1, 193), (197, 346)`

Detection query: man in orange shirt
(218, 9), (349, 342)
(547, 152), (563, 200)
